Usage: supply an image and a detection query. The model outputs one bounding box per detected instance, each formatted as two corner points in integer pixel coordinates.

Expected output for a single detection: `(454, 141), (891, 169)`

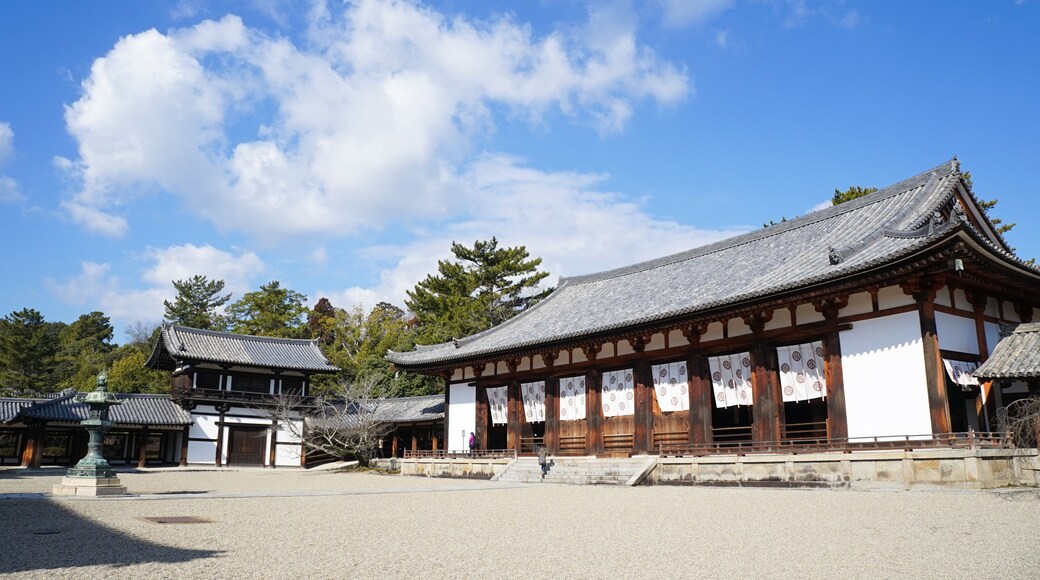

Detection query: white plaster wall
(840, 312), (932, 439)
(935, 311), (979, 355)
(448, 382), (476, 451)
(452, 368), (464, 381)
(877, 285), (914, 309)
(190, 412), (219, 439)
(275, 420), (303, 467)
(951, 288), (971, 312)
(764, 308), (791, 331)
(728, 318), (752, 337)
(616, 339), (635, 356)
(934, 287), (952, 308)
(841, 292), (874, 317)
(187, 440), (217, 464)
(984, 321), (1002, 355)
(702, 322), (724, 342)
(795, 303), (826, 325)
(601, 342), (616, 359)
(1002, 300), (1021, 322)
(667, 329), (689, 348)
(645, 333), (666, 351)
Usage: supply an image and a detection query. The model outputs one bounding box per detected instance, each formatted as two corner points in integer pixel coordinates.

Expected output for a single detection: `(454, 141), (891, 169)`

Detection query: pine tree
(227, 280), (308, 338)
(163, 275), (231, 330)
(406, 237), (552, 343)
(0, 308), (62, 395)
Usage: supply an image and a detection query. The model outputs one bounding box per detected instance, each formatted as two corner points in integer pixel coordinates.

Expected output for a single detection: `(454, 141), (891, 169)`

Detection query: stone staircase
(493, 456), (657, 486)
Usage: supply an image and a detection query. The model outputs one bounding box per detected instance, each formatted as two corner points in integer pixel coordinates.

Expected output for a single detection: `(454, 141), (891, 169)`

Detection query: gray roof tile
(5, 392), (192, 426)
(390, 159), (1037, 368)
(974, 323), (1040, 380)
(147, 324), (339, 373)
(371, 395), (444, 424)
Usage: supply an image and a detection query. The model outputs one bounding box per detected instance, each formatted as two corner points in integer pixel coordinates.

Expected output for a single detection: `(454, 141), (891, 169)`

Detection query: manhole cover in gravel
(142, 516), (214, 524)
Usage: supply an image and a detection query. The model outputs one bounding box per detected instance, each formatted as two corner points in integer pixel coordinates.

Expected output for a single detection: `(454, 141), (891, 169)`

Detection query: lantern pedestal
(52, 476), (127, 496)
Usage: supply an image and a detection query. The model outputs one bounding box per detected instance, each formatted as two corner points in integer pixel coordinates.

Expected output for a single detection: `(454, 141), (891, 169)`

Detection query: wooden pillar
(411, 432), (418, 453)
(215, 405), (227, 467)
(905, 278), (952, 434)
(392, 435), (399, 458)
(632, 358), (652, 454)
(586, 368), (603, 454)
(269, 419), (278, 468)
(506, 379), (522, 452)
(21, 421), (44, 469)
(432, 434), (438, 451)
(687, 353), (712, 445)
(970, 292), (1003, 414)
(138, 425), (150, 468)
(300, 419), (307, 467)
(179, 424), (189, 467)
(474, 383), (488, 450)
(822, 332), (848, 440)
(751, 343), (781, 444)
(544, 376), (560, 454)
(441, 374), (451, 452)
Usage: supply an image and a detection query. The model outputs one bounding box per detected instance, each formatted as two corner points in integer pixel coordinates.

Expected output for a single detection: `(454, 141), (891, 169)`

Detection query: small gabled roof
(389, 159), (1040, 369)
(5, 391), (192, 427)
(147, 323), (339, 374)
(974, 323), (1040, 380)
(371, 395), (445, 424)
(0, 397), (45, 423)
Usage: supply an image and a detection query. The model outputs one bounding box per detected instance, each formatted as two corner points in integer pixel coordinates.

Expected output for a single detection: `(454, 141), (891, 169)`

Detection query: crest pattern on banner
(776, 341), (827, 403)
(942, 359), (979, 387)
(486, 386), (508, 425)
(708, 352), (753, 408)
(521, 380), (546, 423)
(601, 369), (635, 417)
(651, 361), (689, 412)
(559, 376), (586, 421)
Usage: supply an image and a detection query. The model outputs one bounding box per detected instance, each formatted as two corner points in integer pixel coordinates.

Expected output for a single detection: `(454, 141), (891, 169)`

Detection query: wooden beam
(507, 381), (522, 452)
(751, 344), (781, 444)
(585, 369), (603, 454)
(633, 360), (651, 454)
(475, 384), (488, 450)
(180, 424), (189, 467)
(269, 419), (278, 469)
(687, 354), (711, 445)
(544, 376), (560, 454)
(215, 405), (227, 467)
(822, 332), (848, 440)
(904, 278), (952, 434)
(137, 425), (149, 469)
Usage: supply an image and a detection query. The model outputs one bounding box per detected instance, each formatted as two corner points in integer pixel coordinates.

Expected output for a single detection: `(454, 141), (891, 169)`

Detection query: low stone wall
(399, 457), (514, 480)
(650, 448), (1040, 489)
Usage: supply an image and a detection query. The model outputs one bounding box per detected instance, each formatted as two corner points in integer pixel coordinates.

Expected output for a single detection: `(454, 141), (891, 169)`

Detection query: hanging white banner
(651, 361), (689, 412)
(708, 352), (753, 409)
(486, 386), (509, 425)
(521, 380), (546, 423)
(559, 376), (586, 421)
(942, 359), (979, 387)
(601, 369), (635, 417)
(777, 341), (827, 403)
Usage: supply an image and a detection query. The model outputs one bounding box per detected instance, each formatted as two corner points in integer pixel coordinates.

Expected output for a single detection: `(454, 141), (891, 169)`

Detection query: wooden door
(228, 427), (266, 466)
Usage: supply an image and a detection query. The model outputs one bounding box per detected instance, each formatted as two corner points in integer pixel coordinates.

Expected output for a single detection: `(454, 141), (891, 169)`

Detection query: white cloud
(320, 155), (748, 312)
(0, 122), (22, 203)
(60, 1), (688, 239)
(808, 199), (832, 213)
(655, 0), (734, 28)
(714, 29), (730, 48)
(49, 244), (266, 328)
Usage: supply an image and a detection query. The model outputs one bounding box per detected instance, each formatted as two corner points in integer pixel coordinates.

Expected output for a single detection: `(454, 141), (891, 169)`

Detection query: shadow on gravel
(0, 499), (222, 573)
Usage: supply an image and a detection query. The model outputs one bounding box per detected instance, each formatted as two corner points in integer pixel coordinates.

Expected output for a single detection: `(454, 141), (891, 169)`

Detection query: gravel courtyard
(1, 467), (1038, 579)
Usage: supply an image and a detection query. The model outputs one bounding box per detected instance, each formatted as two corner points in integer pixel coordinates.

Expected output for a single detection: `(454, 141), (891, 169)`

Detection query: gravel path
(1, 467), (1038, 579)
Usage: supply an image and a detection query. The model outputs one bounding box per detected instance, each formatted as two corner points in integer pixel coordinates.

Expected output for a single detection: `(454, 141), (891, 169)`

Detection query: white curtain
(601, 369), (635, 417)
(521, 380), (546, 423)
(776, 341), (827, 403)
(651, 361), (689, 412)
(943, 359), (979, 387)
(559, 376), (586, 421)
(708, 352), (753, 408)
(486, 386), (509, 425)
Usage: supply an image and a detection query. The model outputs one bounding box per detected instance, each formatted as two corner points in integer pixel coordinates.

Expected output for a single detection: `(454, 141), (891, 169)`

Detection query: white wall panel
(448, 382), (477, 451)
(187, 440), (216, 464)
(935, 311), (978, 355)
(877, 285), (914, 309)
(984, 321), (1002, 356)
(840, 292), (874, 317)
(840, 312), (932, 439)
(276, 442), (302, 466)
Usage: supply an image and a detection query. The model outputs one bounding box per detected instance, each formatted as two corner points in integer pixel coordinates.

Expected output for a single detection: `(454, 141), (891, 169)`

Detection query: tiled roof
(390, 159), (1039, 368)
(974, 323), (1040, 380)
(0, 398), (43, 422)
(370, 395), (444, 424)
(147, 323), (340, 373)
(5, 392), (192, 426)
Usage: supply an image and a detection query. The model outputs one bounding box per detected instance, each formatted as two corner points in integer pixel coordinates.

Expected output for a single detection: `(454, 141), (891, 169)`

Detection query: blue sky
(1, 0), (1038, 341)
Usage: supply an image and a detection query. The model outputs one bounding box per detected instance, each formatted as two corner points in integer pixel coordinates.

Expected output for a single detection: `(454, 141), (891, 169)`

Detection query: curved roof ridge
(561, 158), (959, 286)
(164, 323), (320, 345)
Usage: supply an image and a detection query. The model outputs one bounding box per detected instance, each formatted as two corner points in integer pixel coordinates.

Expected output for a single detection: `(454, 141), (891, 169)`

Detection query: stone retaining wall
(399, 457), (514, 479)
(650, 448), (1040, 489)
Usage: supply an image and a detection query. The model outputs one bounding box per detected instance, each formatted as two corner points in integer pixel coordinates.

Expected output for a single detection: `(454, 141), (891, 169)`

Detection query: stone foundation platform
(52, 476), (128, 496)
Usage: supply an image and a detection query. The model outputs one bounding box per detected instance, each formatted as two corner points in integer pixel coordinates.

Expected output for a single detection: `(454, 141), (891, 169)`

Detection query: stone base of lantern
(52, 476), (127, 496)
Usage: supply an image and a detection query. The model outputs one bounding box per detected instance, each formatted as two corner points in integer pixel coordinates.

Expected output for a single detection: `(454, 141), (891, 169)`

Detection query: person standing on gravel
(468, 431), (476, 452)
(537, 444), (551, 479)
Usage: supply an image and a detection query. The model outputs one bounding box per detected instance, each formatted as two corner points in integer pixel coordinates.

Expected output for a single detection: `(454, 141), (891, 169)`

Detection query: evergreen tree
(0, 308), (62, 395)
(831, 186), (878, 205)
(107, 348), (169, 393)
(405, 237), (552, 343)
(163, 275), (231, 330)
(54, 311), (116, 390)
(227, 280), (308, 338)
(307, 297), (337, 345)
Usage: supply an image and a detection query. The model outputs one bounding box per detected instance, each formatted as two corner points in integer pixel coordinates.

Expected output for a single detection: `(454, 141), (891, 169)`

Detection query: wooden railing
(403, 449), (517, 460)
(781, 421), (828, 442)
(711, 425), (754, 445)
(660, 431), (1012, 457)
(652, 431), (689, 449)
(520, 436), (545, 453)
(171, 386), (317, 407)
(604, 433), (634, 452)
(557, 435), (586, 455)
